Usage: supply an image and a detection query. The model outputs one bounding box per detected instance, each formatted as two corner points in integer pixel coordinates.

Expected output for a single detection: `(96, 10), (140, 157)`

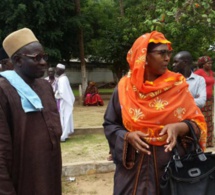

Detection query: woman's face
(203, 61), (213, 71)
(145, 44), (171, 81)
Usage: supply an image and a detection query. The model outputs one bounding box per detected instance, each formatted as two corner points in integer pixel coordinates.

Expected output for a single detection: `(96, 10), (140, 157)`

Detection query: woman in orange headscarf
(103, 31), (206, 195)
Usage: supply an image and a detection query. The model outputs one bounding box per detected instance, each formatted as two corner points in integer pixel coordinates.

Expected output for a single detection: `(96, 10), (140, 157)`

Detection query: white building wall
(64, 67), (114, 85)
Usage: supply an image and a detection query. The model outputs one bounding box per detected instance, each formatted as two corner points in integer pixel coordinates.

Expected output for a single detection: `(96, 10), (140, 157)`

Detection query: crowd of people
(0, 27), (214, 194)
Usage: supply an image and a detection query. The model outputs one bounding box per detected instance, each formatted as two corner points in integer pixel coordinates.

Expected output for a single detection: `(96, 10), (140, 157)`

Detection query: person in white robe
(55, 63), (75, 141)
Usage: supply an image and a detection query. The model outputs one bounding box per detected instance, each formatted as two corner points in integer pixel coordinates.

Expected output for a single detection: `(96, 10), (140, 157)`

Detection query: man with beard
(0, 28), (62, 195)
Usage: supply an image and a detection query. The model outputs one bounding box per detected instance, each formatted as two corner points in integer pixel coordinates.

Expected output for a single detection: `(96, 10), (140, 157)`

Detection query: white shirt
(54, 74), (75, 141)
(186, 72), (206, 108)
(44, 76), (58, 93)
(54, 74), (75, 105)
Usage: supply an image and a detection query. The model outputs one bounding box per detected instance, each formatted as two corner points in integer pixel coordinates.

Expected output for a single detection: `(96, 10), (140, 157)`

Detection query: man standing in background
(0, 47), (14, 70)
(55, 63), (75, 141)
(172, 51), (206, 108)
(45, 67), (58, 93)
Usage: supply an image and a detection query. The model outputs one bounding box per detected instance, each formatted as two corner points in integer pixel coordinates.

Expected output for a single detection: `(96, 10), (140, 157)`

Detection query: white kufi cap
(56, 63), (65, 69)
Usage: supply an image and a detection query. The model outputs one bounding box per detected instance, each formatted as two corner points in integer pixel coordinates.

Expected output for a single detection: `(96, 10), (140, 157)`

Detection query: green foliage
(0, 0), (76, 63)
(134, 0), (215, 58)
(1, 0), (215, 75)
(86, 0), (215, 77)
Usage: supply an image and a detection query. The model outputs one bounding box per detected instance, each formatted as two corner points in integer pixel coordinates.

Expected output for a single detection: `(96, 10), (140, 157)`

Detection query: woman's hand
(126, 131), (151, 155)
(159, 122), (189, 152)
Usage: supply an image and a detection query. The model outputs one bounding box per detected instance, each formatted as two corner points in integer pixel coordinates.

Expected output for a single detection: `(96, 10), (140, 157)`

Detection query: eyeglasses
(149, 50), (173, 57)
(21, 53), (49, 62)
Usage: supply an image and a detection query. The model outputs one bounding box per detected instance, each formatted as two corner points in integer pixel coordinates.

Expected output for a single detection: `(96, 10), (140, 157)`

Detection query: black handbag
(160, 121), (215, 195)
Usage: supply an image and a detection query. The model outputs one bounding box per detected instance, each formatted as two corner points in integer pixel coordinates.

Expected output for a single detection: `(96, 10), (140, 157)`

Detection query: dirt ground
(62, 172), (114, 195)
(62, 99), (114, 195)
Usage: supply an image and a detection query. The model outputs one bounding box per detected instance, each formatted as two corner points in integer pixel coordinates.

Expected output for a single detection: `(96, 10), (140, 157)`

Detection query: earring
(145, 62), (148, 65)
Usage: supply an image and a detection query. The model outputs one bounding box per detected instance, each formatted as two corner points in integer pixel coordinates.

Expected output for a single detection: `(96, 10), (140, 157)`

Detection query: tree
(74, 0), (87, 95)
(87, 0), (215, 78)
(1, 0), (215, 81)
(0, 0), (77, 63)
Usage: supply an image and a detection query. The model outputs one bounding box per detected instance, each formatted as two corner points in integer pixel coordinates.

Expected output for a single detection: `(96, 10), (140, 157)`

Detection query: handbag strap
(171, 120), (207, 169)
(183, 120), (207, 161)
(172, 146), (183, 168)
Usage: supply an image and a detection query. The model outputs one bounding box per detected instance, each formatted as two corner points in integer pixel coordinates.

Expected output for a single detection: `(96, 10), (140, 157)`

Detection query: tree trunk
(79, 29), (87, 96)
(119, 0), (124, 16)
(74, 0), (87, 99)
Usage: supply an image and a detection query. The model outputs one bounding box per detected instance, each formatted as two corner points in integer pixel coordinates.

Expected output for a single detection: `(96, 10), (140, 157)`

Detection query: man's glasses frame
(20, 53), (49, 62)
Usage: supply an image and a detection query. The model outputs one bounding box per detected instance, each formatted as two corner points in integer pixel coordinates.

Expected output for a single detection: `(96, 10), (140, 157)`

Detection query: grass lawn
(61, 133), (109, 164)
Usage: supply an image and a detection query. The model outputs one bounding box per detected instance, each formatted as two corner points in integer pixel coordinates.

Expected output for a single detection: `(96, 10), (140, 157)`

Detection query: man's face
(172, 55), (185, 73)
(55, 67), (64, 76)
(15, 42), (48, 79)
(48, 69), (55, 77)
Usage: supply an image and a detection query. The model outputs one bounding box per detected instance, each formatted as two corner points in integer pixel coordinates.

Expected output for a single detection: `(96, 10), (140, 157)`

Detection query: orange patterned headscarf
(118, 31), (207, 150)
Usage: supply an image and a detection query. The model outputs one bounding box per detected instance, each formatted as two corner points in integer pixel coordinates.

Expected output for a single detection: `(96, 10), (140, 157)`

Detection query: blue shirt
(186, 72), (206, 108)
